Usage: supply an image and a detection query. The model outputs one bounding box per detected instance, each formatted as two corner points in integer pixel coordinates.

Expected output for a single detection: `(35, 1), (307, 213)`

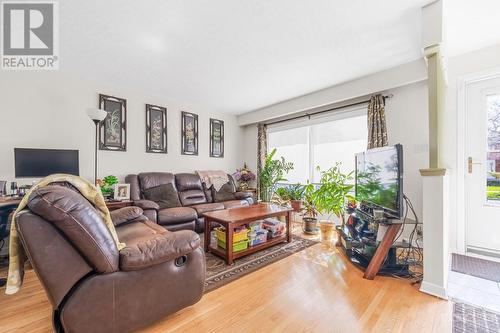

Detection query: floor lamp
(86, 108), (107, 185)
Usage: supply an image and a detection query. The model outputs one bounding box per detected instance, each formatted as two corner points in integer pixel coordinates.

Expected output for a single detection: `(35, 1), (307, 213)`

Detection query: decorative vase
(302, 217), (318, 234)
(319, 220), (335, 242)
(290, 200), (302, 212)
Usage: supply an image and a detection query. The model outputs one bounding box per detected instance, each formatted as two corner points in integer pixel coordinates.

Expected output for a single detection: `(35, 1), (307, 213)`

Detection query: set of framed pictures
(98, 94), (224, 157)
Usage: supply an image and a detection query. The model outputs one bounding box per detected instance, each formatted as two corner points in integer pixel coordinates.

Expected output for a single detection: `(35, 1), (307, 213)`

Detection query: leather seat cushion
(190, 202), (225, 216)
(116, 220), (167, 245)
(158, 207), (197, 225)
(163, 221), (195, 232)
(222, 200), (250, 209)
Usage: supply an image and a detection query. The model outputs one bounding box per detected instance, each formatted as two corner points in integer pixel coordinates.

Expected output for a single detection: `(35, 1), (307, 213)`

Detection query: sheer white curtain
(267, 126), (309, 184)
(311, 114), (367, 182)
(267, 107), (367, 184)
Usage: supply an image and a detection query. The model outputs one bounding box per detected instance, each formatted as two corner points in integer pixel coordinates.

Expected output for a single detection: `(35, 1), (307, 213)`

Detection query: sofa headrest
(138, 172), (175, 191)
(27, 185), (119, 273)
(175, 173), (203, 192)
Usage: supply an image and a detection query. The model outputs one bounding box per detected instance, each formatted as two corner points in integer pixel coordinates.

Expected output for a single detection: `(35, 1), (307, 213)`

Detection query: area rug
(452, 253), (500, 282)
(453, 302), (500, 333)
(202, 234), (318, 292)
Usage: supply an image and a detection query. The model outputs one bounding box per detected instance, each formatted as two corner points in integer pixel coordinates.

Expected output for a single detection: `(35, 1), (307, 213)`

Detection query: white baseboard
(420, 281), (448, 300)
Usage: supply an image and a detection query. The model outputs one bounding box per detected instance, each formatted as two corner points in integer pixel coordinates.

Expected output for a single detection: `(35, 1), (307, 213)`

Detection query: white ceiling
(60, 0), (424, 114)
(446, 0), (500, 57)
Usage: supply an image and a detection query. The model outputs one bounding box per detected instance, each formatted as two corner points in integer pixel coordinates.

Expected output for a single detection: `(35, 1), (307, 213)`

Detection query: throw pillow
(213, 182), (236, 202)
(143, 183), (181, 209)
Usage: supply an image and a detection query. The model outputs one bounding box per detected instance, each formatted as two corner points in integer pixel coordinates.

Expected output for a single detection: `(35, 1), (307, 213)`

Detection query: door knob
(468, 157), (482, 174)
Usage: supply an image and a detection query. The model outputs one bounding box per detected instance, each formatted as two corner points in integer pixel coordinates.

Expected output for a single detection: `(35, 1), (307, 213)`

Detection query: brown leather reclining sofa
(16, 183), (205, 333)
(125, 172), (254, 232)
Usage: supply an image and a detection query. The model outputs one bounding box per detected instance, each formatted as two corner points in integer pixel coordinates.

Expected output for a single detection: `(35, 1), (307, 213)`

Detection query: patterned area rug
(452, 253), (500, 282)
(453, 302), (500, 333)
(202, 234), (318, 292)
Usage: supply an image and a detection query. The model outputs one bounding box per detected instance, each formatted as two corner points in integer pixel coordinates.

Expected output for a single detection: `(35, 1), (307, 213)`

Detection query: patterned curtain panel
(256, 123), (267, 199)
(367, 94), (388, 149)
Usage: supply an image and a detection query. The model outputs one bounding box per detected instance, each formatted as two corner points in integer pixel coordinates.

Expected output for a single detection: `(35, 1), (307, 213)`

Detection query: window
(267, 109), (367, 184)
(267, 126), (309, 183)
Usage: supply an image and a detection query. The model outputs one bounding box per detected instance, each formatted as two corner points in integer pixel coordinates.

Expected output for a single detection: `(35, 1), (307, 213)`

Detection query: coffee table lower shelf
(208, 235), (288, 262)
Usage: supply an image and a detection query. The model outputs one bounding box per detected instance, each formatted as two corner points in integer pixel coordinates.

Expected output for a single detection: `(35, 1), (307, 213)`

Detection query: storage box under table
(215, 226), (248, 243)
(217, 239), (248, 252)
(248, 229), (268, 246)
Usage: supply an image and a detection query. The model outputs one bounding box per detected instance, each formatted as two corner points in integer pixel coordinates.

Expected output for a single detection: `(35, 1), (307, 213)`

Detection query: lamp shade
(86, 108), (107, 121)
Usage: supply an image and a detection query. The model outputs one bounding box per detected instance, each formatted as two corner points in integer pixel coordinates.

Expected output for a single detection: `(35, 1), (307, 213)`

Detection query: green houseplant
(272, 187), (290, 206)
(97, 175), (118, 199)
(312, 163), (354, 226)
(287, 183), (305, 212)
(259, 148), (294, 202)
(272, 183), (304, 211)
(301, 183), (319, 234)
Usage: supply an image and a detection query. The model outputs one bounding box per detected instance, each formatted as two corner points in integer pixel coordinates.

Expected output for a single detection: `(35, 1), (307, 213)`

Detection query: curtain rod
(265, 94), (393, 126)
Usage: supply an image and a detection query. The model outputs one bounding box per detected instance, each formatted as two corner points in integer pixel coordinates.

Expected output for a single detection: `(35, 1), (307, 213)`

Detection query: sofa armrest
(234, 191), (252, 199)
(110, 206), (148, 226)
(133, 199), (160, 210)
(119, 230), (201, 271)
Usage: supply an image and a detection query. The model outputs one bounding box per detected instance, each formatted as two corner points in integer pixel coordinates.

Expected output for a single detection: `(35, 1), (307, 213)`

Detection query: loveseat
(125, 172), (253, 232)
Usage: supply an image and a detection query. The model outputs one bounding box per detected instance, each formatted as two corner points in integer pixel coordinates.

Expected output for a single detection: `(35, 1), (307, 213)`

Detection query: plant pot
(302, 217), (318, 234)
(319, 220), (335, 241)
(290, 200), (302, 212)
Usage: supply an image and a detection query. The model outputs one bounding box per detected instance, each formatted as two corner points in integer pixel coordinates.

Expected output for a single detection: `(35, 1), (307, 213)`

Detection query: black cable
(400, 194), (423, 279)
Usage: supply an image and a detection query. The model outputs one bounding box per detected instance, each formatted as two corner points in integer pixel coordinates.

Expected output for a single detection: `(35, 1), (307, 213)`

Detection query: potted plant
(301, 183), (319, 234)
(272, 187), (290, 206)
(312, 163), (353, 240)
(97, 175), (118, 199)
(287, 183), (304, 212)
(233, 164), (256, 191)
(258, 148), (294, 202)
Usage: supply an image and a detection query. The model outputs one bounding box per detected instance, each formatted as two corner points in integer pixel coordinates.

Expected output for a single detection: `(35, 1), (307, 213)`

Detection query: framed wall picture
(113, 183), (130, 200)
(209, 118), (224, 158)
(99, 94), (127, 151)
(181, 111), (198, 155)
(146, 104), (167, 153)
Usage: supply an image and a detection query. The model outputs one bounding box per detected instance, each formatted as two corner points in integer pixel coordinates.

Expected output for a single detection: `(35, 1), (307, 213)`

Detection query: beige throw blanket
(5, 174), (125, 295)
(196, 170), (229, 192)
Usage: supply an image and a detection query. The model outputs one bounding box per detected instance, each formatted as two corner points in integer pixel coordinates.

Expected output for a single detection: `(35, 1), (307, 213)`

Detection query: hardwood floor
(0, 228), (452, 333)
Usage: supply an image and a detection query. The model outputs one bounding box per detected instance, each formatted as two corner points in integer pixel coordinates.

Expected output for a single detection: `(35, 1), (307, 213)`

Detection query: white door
(465, 76), (500, 258)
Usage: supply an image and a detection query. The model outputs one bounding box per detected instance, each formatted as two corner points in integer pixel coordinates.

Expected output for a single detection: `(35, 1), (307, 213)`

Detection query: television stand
(337, 221), (409, 279)
(363, 223), (401, 279)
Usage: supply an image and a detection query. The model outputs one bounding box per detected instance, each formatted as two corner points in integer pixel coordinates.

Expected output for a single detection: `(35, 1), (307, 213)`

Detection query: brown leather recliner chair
(15, 184), (205, 333)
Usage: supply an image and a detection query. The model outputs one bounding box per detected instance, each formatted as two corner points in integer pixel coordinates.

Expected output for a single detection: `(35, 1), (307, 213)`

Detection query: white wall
(0, 71), (244, 184)
(385, 81), (429, 221)
(240, 80), (429, 221)
(443, 43), (500, 253)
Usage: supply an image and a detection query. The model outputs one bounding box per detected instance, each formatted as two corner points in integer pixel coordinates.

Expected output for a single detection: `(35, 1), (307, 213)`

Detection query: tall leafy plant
(301, 183), (318, 218)
(259, 148), (294, 202)
(312, 163), (354, 224)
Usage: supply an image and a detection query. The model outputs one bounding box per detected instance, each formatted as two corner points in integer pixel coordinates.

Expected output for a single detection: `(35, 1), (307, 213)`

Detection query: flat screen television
(14, 148), (79, 178)
(355, 144), (403, 218)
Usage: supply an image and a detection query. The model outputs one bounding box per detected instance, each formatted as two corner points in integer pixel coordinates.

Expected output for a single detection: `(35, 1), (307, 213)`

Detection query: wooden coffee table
(203, 203), (292, 264)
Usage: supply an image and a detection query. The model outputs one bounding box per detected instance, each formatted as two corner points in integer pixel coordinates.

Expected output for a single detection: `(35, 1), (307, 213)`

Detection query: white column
(420, 169), (449, 299)
(418, 0), (449, 300)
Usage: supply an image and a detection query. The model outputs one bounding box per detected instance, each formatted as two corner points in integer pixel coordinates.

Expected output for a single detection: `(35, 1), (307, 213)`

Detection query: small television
(355, 144), (403, 219)
(15, 148), (79, 178)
